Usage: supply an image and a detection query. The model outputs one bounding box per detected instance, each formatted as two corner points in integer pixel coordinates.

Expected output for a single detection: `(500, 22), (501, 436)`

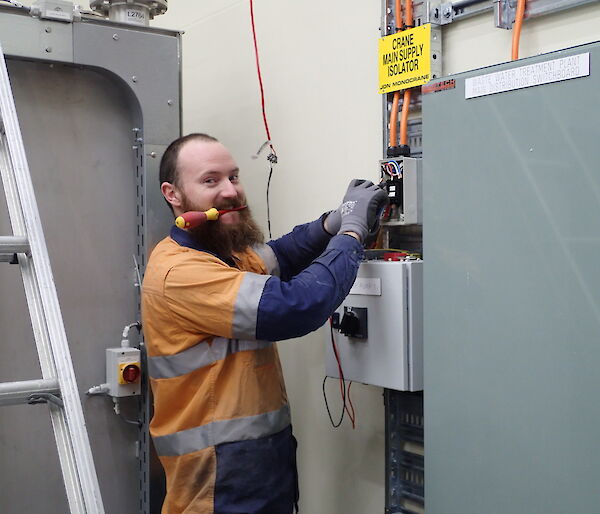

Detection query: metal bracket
(29, 0), (81, 23)
(426, 0), (598, 28)
(28, 392), (64, 408)
(495, 0), (517, 28)
(495, 0), (600, 29)
(430, 1), (455, 24)
(0, 252), (19, 263)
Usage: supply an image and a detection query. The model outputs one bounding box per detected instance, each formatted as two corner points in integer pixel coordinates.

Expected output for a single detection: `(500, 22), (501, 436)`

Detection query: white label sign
(349, 277), (382, 296)
(46, 9), (71, 21)
(465, 53), (590, 99)
(127, 8), (147, 25)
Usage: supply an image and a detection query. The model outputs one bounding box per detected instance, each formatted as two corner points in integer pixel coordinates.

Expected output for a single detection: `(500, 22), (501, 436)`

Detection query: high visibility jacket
(142, 218), (363, 514)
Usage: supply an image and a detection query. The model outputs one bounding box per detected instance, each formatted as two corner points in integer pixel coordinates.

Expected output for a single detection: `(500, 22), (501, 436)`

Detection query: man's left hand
(323, 209), (342, 235)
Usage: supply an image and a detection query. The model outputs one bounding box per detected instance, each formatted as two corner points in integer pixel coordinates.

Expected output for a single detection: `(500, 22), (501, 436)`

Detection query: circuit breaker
(326, 259), (423, 391)
(105, 347), (141, 397)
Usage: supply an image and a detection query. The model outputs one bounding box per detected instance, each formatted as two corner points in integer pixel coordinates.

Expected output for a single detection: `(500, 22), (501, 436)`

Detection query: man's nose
(219, 179), (238, 198)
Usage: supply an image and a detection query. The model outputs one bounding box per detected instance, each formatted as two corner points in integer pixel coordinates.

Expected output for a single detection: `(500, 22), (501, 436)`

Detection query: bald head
(159, 133), (219, 189)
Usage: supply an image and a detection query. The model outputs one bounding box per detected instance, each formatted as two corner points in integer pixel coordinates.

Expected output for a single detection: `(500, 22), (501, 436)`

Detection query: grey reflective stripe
(153, 404), (291, 457)
(232, 272), (270, 340)
(252, 243), (280, 277)
(227, 338), (272, 354)
(148, 337), (272, 379)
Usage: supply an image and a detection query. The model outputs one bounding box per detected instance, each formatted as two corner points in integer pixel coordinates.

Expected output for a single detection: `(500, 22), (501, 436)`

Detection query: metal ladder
(0, 46), (105, 514)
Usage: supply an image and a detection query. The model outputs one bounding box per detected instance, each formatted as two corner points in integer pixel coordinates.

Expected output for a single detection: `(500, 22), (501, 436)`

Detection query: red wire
(249, 0), (276, 155)
(329, 319), (356, 428)
(347, 382), (356, 427)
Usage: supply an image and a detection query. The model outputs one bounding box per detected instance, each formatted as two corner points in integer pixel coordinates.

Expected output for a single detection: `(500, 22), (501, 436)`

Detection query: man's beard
(180, 195), (264, 258)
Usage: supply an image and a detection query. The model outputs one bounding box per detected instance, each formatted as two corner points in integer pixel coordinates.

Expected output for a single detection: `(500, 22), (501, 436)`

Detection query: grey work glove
(363, 218), (382, 248)
(323, 209), (342, 235)
(337, 179), (388, 242)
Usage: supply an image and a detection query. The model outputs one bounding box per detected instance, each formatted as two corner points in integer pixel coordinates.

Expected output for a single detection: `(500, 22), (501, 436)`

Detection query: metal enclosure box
(105, 347), (141, 397)
(402, 157), (422, 225)
(326, 260), (423, 391)
(0, 8), (179, 513)
(423, 41), (600, 514)
(380, 156), (423, 225)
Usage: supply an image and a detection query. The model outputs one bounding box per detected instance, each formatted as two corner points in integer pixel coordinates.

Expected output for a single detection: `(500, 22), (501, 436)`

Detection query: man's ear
(161, 182), (182, 209)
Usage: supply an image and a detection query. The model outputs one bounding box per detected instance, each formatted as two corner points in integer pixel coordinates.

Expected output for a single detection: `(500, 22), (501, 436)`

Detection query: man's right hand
(337, 179), (388, 243)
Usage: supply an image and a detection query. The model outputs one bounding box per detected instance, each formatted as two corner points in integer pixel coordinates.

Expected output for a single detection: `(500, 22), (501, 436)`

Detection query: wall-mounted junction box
(105, 347), (141, 397)
(380, 156), (422, 225)
(326, 260), (423, 391)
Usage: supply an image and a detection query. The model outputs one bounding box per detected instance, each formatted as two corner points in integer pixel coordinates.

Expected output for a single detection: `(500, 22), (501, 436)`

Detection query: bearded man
(142, 133), (387, 514)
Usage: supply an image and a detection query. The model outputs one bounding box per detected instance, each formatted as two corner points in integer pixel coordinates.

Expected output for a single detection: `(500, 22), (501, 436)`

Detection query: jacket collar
(170, 225), (236, 267)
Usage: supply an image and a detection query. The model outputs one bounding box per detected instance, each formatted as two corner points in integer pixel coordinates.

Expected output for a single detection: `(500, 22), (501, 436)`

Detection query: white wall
(155, 3), (385, 514)
(150, 1), (600, 513)
(443, 3), (600, 75)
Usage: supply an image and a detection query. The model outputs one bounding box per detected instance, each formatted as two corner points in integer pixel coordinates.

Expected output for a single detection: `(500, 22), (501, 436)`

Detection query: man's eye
(204, 178), (217, 184)
(230, 175), (239, 183)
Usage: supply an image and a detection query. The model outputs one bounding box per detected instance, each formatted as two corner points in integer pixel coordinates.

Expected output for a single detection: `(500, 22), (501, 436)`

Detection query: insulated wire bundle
(323, 319), (356, 429)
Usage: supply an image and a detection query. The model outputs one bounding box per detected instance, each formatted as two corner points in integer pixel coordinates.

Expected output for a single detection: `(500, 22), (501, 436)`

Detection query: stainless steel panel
(0, 59), (140, 514)
(1, 14), (180, 512)
(73, 21), (180, 146)
(423, 41), (600, 514)
(0, 8), (74, 62)
(144, 144), (175, 252)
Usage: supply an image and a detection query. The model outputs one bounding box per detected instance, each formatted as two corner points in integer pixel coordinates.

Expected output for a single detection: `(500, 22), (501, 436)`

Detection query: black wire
(266, 164), (273, 239)
(322, 376), (345, 428)
(117, 396), (143, 427)
(323, 322), (349, 428)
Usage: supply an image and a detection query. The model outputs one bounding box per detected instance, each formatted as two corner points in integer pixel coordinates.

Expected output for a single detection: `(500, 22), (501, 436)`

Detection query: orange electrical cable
(400, 89), (411, 146)
(395, 0), (402, 29)
(399, 0), (413, 147)
(405, 0), (413, 28)
(389, 92), (400, 148)
(388, 0), (403, 149)
(511, 0), (527, 60)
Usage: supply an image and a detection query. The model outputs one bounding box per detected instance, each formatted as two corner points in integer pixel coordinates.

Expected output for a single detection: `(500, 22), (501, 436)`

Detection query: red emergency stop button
(121, 363), (141, 384)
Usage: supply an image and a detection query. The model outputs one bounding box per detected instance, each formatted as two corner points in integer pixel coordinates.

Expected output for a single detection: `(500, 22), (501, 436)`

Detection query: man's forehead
(178, 140), (237, 172)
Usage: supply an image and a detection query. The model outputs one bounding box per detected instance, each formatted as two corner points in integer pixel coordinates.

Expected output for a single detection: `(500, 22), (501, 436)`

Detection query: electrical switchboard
(423, 41), (600, 514)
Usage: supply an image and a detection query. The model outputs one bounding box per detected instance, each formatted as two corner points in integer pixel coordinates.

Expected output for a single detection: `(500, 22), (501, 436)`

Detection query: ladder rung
(0, 378), (60, 407)
(1, 44), (104, 512)
(0, 235), (30, 256)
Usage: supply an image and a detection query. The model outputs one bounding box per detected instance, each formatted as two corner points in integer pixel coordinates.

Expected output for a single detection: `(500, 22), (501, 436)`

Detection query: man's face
(169, 140), (246, 224)
(161, 139), (264, 256)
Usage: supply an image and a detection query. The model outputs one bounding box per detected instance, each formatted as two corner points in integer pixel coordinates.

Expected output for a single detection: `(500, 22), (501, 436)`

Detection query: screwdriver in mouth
(175, 206), (247, 229)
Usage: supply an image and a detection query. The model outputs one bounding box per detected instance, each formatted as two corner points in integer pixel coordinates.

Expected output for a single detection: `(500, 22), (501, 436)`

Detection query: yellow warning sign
(378, 24), (432, 94)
